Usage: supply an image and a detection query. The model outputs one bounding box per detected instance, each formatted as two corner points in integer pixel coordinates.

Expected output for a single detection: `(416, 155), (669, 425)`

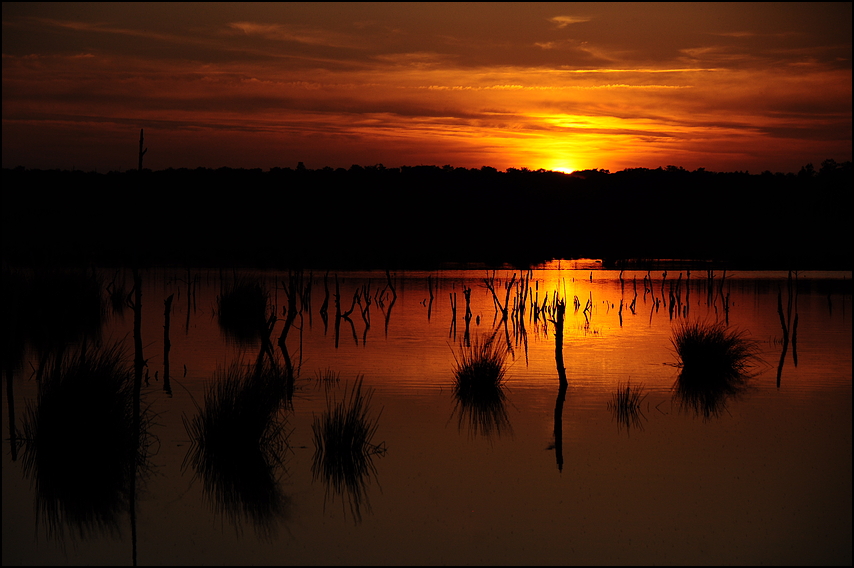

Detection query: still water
(3, 266), (851, 565)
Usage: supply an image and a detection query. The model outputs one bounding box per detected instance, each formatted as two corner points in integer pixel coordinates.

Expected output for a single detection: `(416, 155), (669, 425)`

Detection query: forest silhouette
(2, 160), (851, 270)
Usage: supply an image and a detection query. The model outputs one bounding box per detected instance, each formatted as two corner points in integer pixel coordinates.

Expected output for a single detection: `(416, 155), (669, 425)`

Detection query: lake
(2, 265), (851, 565)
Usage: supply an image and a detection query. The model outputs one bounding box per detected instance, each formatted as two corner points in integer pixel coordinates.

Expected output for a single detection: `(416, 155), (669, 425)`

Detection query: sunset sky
(2, 2), (851, 173)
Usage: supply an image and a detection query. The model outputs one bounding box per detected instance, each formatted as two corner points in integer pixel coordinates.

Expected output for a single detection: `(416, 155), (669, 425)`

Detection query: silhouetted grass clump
(451, 336), (512, 437)
(672, 322), (760, 419)
(311, 377), (385, 522)
(607, 380), (647, 433)
(314, 367), (341, 392)
(673, 322), (759, 380)
(452, 336), (508, 394)
(184, 359), (291, 535)
(21, 343), (150, 539)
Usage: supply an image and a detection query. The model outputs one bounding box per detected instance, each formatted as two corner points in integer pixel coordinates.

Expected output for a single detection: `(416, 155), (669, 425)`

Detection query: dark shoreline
(3, 163), (851, 271)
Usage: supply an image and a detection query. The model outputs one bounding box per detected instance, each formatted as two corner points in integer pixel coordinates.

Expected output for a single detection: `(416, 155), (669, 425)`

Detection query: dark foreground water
(2, 266), (851, 565)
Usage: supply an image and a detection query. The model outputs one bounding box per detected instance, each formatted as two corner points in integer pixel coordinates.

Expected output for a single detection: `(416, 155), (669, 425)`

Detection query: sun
(548, 163), (577, 174)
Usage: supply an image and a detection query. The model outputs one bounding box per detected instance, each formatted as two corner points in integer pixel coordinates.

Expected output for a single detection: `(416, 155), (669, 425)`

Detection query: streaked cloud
(549, 16), (592, 28)
(227, 21), (364, 49)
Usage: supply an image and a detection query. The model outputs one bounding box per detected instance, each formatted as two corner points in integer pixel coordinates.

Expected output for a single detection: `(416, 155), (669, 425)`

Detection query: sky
(2, 2), (851, 173)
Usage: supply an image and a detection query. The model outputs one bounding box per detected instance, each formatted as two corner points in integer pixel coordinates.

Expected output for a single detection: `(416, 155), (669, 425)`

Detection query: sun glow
(540, 154), (581, 174)
(549, 164), (576, 174)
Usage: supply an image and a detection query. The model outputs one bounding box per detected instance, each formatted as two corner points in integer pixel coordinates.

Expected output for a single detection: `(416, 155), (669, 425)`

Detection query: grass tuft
(311, 376), (384, 523)
(673, 322), (759, 378)
(451, 336), (512, 437)
(607, 380), (647, 433)
(672, 322), (760, 419)
(184, 358), (291, 535)
(21, 343), (150, 539)
(314, 367), (341, 392)
(452, 335), (508, 394)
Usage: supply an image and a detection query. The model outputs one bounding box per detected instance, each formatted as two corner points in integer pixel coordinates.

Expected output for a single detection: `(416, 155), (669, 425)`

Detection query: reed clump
(311, 377), (384, 522)
(452, 335), (508, 396)
(21, 343), (150, 539)
(314, 367), (341, 392)
(607, 380), (647, 433)
(451, 336), (511, 437)
(184, 359), (290, 533)
(672, 321), (760, 418)
(673, 322), (759, 382)
(187, 359), (289, 461)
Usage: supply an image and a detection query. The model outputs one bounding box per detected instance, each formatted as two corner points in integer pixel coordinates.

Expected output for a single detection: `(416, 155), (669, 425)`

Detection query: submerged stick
(553, 379), (567, 473)
(427, 275), (434, 321)
(6, 368), (18, 461)
(553, 300), (567, 387)
(132, 269), (144, 433)
(449, 292), (457, 339)
(163, 294), (174, 397)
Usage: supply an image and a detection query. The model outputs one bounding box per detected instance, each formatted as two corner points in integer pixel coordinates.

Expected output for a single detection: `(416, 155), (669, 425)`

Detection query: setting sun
(546, 162), (577, 174)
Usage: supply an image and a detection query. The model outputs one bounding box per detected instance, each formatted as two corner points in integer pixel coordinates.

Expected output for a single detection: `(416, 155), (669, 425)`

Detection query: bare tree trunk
(138, 129), (147, 171)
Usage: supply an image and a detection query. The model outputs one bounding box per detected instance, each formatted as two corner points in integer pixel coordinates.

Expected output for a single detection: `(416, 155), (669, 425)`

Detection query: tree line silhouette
(2, 160), (851, 269)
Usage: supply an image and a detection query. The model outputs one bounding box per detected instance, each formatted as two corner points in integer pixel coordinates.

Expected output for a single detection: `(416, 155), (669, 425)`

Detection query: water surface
(2, 267), (851, 565)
